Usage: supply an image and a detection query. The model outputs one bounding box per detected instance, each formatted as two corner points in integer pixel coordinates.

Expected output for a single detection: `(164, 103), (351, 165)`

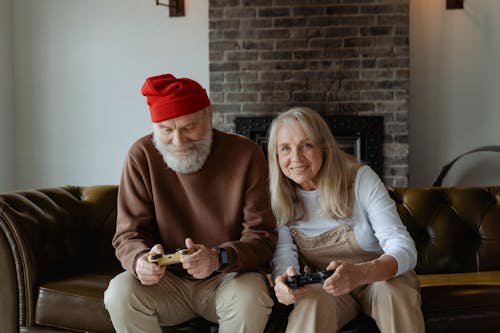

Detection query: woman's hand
(322, 261), (367, 296)
(323, 255), (398, 296)
(135, 244), (167, 285)
(274, 266), (309, 305)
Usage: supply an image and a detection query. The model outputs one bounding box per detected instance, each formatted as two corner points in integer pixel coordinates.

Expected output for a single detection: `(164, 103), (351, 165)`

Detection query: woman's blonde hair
(267, 107), (362, 225)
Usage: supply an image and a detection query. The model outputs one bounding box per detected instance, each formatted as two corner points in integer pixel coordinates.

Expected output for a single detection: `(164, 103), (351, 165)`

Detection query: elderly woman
(268, 107), (424, 333)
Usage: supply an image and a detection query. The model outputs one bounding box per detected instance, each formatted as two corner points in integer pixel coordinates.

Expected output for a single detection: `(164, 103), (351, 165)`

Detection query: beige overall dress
(286, 222), (425, 333)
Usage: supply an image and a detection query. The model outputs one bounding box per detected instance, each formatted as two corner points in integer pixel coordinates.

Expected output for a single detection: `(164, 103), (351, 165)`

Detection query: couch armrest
(0, 185), (119, 329)
(418, 271), (500, 287)
(0, 221), (18, 332)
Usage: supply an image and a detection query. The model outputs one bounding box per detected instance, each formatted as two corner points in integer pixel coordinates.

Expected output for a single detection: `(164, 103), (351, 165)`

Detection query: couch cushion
(35, 274), (219, 333)
(35, 274), (114, 332)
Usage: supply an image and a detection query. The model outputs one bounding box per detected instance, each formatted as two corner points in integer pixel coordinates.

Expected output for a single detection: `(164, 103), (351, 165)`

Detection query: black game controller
(286, 270), (334, 290)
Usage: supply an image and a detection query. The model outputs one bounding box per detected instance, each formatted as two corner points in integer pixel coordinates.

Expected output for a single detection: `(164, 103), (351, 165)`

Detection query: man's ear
(207, 106), (214, 121)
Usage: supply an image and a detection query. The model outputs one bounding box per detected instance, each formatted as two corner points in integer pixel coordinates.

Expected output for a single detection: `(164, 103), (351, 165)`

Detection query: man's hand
(135, 244), (167, 285)
(181, 238), (219, 279)
(273, 266), (309, 305)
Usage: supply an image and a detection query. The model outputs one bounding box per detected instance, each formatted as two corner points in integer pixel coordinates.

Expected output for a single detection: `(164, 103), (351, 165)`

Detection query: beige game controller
(147, 248), (195, 266)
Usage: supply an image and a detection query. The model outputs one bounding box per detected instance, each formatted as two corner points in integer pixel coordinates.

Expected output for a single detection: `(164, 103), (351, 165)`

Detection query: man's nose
(171, 131), (186, 146)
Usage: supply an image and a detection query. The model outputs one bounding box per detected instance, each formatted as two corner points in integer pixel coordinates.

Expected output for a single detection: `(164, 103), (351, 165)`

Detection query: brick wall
(209, 0), (409, 186)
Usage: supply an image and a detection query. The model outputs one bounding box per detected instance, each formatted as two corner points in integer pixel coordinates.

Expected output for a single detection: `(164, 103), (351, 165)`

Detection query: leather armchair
(1, 185), (500, 332)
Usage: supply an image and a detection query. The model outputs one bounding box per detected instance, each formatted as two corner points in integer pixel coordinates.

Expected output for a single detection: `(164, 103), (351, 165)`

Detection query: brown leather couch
(1, 185), (500, 333)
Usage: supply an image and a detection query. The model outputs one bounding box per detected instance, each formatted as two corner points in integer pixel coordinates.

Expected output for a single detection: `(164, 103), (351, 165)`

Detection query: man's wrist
(213, 247), (229, 271)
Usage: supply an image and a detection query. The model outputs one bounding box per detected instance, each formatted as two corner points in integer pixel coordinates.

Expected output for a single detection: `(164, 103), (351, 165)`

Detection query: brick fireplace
(208, 0), (409, 186)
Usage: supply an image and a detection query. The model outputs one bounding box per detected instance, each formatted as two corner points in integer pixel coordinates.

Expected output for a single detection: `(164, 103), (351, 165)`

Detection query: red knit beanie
(141, 73), (211, 123)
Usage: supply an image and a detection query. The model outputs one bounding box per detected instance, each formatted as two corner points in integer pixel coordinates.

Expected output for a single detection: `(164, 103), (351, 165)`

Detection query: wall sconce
(156, 0), (185, 17)
(447, 0), (464, 10)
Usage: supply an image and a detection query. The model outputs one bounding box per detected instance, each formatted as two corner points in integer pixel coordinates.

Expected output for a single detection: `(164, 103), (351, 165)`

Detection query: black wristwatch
(214, 247), (229, 271)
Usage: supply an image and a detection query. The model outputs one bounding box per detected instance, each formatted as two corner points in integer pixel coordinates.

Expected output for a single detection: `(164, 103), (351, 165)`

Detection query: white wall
(410, 0), (500, 186)
(0, 0), (15, 192)
(5, 0), (500, 190)
(12, 0), (209, 190)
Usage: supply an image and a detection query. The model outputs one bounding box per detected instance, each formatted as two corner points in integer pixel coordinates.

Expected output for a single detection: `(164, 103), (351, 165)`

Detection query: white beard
(153, 129), (212, 174)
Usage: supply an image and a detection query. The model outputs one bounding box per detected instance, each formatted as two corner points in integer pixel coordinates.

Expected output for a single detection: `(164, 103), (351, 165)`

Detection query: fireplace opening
(235, 115), (384, 178)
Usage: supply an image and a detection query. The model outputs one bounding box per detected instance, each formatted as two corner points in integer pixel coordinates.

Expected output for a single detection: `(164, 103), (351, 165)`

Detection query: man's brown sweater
(113, 129), (277, 277)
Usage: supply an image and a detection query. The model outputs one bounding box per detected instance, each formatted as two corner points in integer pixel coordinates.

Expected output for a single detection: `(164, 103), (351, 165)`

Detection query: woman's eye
(280, 146), (290, 153)
(302, 143), (313, 149)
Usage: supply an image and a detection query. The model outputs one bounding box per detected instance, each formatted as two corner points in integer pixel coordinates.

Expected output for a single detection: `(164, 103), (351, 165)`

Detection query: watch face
(221, 250), (229, 264)
(218, 247), (229, 267)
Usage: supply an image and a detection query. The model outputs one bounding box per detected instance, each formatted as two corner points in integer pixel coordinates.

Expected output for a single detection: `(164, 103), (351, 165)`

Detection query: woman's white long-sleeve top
(272, 165), (417, 280)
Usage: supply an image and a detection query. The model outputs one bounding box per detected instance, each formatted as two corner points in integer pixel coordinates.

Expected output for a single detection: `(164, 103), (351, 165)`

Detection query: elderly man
(104, 73), (277, 333)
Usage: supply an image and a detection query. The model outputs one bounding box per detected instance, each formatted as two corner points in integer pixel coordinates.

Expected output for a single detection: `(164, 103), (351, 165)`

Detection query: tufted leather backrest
(3, 185), (500, 280)
(0, 186), (121, 277)
(387, 186), (500, 274)
(2, 184), (500, 327)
